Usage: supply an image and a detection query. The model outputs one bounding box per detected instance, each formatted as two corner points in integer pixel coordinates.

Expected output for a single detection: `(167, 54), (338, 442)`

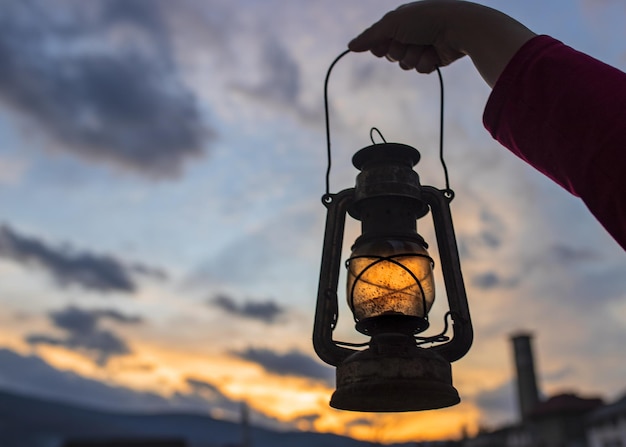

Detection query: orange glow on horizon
(0, 330), (488, 443)
(312, 403), (480, 443)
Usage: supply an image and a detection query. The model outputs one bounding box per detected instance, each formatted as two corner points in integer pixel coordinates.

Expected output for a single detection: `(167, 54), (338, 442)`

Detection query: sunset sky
(0, 0), (625, 443)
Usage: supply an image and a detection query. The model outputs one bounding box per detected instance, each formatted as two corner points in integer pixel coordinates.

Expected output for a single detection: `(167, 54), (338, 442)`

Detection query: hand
(349, 0), (466, 74)
(348, 0), (536, 87)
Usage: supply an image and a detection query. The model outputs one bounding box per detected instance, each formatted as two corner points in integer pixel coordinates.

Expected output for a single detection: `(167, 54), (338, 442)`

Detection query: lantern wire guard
(315, 49), (473, 412)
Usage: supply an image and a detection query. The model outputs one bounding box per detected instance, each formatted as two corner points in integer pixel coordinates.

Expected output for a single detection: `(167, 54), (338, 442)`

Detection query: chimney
(511, 333), (541, 422)
(241, 401), (251, 447)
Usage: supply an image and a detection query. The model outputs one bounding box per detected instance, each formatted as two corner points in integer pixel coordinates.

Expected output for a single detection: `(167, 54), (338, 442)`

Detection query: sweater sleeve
(483, 35), (626, 250)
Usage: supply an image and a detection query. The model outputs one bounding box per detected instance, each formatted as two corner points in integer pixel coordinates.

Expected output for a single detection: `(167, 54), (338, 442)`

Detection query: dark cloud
(27, 331), (129, 366)
(230, 37), (319, 123)
(181, 377), (294, 430)
(472, 271), (519, 290)
(542, 365), (576, 384)
(478, 209), (505, 249)
(293, 413), (321, 425)
(0, 0), (210, 178)
(186, 377), (222, 394)
(0, 224), (136, 293)
(345, 418), (374, 428)
(233, 39), (300, 105)
(472, 272), (502, 290)
(459, 205), (507, 259)
(101, 0), (167, 37)
(131, 263), (168, 281)
(211, 294), (285, 324)
(550, 244), (599, 264)
(526, 243), (625, 308)
(256, 39), (300, 104)
(26, 306), (142, 366)
(231, 347), (334, 384)
(290, 412), (322, 431)
(185, 377), (238, 411)
(473, 380), (517, 425)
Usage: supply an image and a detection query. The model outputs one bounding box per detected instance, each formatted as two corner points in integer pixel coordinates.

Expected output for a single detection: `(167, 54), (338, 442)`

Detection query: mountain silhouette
(0, 387), (403, 447)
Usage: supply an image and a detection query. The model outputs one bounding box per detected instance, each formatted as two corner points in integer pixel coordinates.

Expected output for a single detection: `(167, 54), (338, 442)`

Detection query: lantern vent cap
(352, 143), (421, 170)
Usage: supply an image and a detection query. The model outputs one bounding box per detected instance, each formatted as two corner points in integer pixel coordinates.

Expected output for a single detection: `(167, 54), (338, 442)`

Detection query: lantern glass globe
(347, 238), (435, 323)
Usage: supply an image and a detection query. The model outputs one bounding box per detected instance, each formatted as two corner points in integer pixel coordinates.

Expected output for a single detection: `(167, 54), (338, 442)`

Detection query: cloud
(234, 38), (300, 105)
(0, 347), (292, 432)
(26, 306), (142, 366)
(229, 36), (321, 124)
(471, 271), (519, 290)
(210, 294), (285, 324)
(0, 224), (137, 293)
(196, 204), (321, 297)
(184, 377), (240, 412)
(231, 347), (334, 384)
(345, 417), (374, 428)
(0, 348), (168, 411)
(527, 243), (625, 308)
(472, 380), (517, 427)
(474, 208), (506, 251)
(179, 376), (291, 431)
(0, 0), (210, 178)
(542, 365), (576, 384)
(131, 263), (168, 281)
(186, 377), (223, 394)
(549, 244), (600, 264)
(50, 306), (143, 331)
(0, 156), (27, 185)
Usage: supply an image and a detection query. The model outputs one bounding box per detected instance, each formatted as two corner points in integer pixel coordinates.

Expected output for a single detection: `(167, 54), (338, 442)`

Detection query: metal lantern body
(313, 142), (472, 412)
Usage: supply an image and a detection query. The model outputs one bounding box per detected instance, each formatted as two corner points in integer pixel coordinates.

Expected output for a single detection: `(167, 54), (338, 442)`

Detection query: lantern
(313, 50), (473, 412)
(313, 140), (473, 412)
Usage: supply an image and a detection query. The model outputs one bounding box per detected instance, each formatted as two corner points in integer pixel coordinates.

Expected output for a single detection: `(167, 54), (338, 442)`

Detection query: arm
(348, 0), (536, 87)
(484, 36), (626, 250)
(350, 1), (626, 250)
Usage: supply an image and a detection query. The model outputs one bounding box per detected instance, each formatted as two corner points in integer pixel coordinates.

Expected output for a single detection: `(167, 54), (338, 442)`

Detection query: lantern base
(330, 338), (459, 412)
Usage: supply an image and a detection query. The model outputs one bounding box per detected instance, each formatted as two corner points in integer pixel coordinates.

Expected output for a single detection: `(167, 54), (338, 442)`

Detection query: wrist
(449, 2), (536, 86)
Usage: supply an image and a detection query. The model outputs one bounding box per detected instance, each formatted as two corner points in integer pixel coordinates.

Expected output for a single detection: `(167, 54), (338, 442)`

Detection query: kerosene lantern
(313, 51), (473, 412)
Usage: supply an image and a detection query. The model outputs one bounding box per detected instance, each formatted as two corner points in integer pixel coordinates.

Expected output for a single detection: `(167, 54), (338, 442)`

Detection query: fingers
(351, 37), (441, 73)
(385, 40), (407, 62)
(370, 39), (393, 58)
(398, 45), (424, 69)
(347, 2), (447, 73)
(414, 47), (442, 73)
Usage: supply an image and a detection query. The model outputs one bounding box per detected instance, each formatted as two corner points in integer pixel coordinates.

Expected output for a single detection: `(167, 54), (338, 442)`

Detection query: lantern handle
(324, 49), (350, 197)
(323, 50), (453, 199)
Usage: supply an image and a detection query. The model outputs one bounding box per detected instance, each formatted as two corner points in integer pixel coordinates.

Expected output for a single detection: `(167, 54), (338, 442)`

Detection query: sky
(0, 0), (624, 443)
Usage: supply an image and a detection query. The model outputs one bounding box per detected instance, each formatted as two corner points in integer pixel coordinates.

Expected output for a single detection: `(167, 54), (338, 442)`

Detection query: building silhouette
(586, 395), (626, 447)
(464, 332), (608, 447)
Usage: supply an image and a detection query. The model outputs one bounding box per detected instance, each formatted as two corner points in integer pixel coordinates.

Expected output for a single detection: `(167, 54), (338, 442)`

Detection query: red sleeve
(483, 35), (626, 250)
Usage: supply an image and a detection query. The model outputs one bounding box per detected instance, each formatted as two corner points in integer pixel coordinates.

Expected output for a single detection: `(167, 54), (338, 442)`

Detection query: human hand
(348, 0), (466, 73)
(348, 0), (535, 87)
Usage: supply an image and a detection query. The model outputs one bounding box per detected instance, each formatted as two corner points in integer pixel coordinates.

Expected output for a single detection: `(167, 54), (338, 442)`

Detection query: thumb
(348, 20), (395, 52)
(348, 31), (375, 52)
